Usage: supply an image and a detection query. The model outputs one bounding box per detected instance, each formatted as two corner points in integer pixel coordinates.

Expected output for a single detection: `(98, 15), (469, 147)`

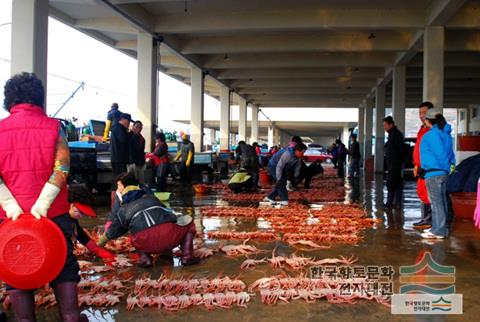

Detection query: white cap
(425, 108), (442, 119)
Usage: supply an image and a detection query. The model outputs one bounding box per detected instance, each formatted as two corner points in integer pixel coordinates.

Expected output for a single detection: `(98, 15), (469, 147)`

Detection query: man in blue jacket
(264, 143), (307, 206)
(420, 109), (455, 239)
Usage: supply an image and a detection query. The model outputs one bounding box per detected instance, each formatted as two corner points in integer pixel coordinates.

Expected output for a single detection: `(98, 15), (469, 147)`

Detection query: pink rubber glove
(474, 179), (480, 228)
(104, 220), (112, 231)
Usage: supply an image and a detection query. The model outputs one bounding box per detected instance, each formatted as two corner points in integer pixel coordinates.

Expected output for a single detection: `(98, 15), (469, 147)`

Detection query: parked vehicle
(303, 149), (333, 163)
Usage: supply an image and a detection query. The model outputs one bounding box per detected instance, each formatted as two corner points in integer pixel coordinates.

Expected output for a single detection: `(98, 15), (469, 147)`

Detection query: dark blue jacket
(110, 124), (130, 164)
(106, 188), (177, 239)
(129, 132), (146, 166)
(107, 109), (122, 127)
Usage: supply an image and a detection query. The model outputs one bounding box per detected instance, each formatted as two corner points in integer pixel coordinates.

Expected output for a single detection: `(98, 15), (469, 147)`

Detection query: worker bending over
(98, 173), (200, 267)
(264, 143), (307, 206)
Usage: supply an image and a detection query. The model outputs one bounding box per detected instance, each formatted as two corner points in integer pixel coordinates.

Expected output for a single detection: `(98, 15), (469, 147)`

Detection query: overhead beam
(363, 0), (472, 104)
(154, 9), (425, 34)
(426, 0), (468, 26)
(215, 67), (385, 79)
(231, 78), (378, 88)
(202, 53), (395, 69)
(180, 31), (414, 54)
(253, 101), (360, 108)
(446, 0), (480, 29)
(75, 16), (136, 34)
(96, 1), (250, 102)
(239, 87), (374, 95)
(410, 52), (480, 66)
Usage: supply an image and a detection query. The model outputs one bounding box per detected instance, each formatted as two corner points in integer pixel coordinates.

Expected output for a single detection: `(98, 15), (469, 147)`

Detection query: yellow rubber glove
(450, 164), (456, 174)
(186, 151), (193, 167)
(103, 120), (112, 140)
(174, 151), (182, 162)
(97, 234), (109, 247)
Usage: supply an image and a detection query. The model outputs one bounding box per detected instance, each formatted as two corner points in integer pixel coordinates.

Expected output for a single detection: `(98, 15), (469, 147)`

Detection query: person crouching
(97, 173), (200, 267)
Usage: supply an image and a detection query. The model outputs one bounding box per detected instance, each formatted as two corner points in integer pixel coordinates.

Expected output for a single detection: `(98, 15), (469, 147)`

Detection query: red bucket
(193, 184), (210, 194)
(0, 215), (67, 289)
(259, 169), (271, 187)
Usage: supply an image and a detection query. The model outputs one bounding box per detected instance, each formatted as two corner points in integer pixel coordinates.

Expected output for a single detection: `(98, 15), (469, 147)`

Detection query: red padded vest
(0, 104), (69, 219)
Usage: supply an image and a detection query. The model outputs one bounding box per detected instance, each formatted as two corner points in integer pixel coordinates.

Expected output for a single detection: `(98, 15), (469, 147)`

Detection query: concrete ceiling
(174, 120), (355, 138)
(48, 0), (480, 122)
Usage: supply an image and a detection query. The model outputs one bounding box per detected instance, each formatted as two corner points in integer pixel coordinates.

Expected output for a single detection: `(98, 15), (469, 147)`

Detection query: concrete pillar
(274, 127), (280, 146)
(374, 84), (386, 173)
(268, 126), (274, 148)
(465, 107), (471, 135)
(190, 67), (204, 151)
(423, 26), (444, 112)
(137, 33), (158, 152)
(11, 0), (49, 92)
(251, 106), (259, 143)
(358, 106), (365, 163)
(364, 98), (373, 160)
(342, 126), (350, 146)
(392, 65), (406, 134)
(238, 97), (247, 142)
(280, 131), (290, 146)
(219, 86), (230, 150)
(209, 128), (216, 146)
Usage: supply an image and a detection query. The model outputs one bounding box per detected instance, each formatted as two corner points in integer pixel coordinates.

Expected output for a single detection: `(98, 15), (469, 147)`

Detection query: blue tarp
(447, 154), (480, 193)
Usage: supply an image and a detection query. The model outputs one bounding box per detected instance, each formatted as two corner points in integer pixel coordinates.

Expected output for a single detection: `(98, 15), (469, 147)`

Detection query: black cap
(120, 113), (132, 122)
(111, 103), (119, 109)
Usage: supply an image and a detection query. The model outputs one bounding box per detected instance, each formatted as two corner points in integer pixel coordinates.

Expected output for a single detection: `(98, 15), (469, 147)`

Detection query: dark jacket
(385, 126), (405, 167)
(110, 124), (130, 164)
(106, 189), (177, 240)
(107, 108), (122, 127)
(349, 140), (361, 160)
(129, 132), (146, 166)
(337, 143), (347, 161)
(235, 143), (259, 170)
(153, 141), (169, 164)
(107, 184), (154, 222)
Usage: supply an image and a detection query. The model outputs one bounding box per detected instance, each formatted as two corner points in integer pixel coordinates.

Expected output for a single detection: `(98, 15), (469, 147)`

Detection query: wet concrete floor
(35, 172), (480, 322)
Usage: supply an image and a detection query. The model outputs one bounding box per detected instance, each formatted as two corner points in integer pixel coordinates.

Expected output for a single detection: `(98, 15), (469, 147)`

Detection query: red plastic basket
(451, 192), (476, 220)
(0, 215), (67, 289)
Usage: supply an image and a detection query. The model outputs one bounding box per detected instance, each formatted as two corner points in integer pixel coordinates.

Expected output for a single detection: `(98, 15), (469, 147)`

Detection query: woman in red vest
(0, 73), (87, 322)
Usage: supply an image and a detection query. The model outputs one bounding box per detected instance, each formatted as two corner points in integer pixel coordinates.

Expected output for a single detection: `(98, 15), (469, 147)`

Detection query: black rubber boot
(181, 231), (201, 266)
(53, 282), (88, 322)
(7, 289), (36, 322)
(138, 252), (153, 268)
(414, 203), (432, 228)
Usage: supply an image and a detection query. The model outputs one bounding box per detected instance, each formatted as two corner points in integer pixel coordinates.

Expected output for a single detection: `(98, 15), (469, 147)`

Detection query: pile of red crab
(220, 186), (345, 203)
(204, 204), (381, 247)
(249, 274), (391, 307)
(126, 274), (252, 311)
